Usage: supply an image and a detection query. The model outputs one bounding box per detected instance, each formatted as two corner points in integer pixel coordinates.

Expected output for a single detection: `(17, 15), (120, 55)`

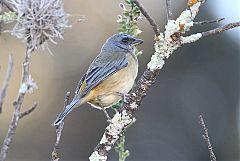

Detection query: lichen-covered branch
(89, 0), (240, 160)
(199, 115), (216, 161)
(0, 55), (13, 114)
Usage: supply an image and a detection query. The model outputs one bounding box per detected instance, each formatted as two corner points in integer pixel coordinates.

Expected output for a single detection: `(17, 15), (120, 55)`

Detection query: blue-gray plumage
(53, 33), (143, 125)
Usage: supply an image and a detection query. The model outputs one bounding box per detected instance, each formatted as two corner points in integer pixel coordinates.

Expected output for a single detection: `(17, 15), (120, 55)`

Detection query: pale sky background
(208, 0), (240, 37)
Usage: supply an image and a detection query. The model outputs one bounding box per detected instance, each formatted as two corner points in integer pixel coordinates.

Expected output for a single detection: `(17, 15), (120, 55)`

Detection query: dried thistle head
(10, 0), (69, 50)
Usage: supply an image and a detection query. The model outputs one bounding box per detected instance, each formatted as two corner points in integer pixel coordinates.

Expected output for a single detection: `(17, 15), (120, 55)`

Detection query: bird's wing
(79, 55), (128, 96)
(74, 73), (87, 96)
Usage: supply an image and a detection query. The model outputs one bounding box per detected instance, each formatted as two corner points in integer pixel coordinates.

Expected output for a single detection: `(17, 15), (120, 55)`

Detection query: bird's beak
(131, 38), (143, 46)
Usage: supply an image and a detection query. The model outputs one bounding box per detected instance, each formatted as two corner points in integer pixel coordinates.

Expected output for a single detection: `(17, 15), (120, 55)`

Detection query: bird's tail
(53, 98), (80, 126)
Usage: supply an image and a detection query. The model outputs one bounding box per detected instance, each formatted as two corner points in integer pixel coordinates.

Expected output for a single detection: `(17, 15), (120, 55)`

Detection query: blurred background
(0, 0), (239, 161)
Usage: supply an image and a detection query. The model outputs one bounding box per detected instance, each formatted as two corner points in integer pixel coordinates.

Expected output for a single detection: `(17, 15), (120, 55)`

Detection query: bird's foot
(116, 92), (130, 103)
(107, 119), (112, 124)
(102, 108), (112, 123)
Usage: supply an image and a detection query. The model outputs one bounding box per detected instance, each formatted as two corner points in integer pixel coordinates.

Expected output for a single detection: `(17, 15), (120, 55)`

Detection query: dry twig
(201, 22), (240, 37)
(0, 48), (34, 161)
(0, 55), (13, 113)
(19, 102), (37, 119)
(1, 0), (15, 12)
(199, 115), (217, 161)
(132, 0), (160, 36)
(165, 0), (173, 20)
(194, 18), (225, 26)
(52, 91), (71, 161)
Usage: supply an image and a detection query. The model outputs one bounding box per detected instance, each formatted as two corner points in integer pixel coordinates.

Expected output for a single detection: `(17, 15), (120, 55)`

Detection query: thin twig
(0, 0), (3, 33)
(132, 0), (160, 36)
(0, 55), (13, 114)
(194, 18), (225, 26)
(19, 102), (37, 119)
(52, 91), (71, 161)
(199, 115), (217, 161)
(52, 122), (64, 161)
(201, 21), (240, 37)
(166, 0), (173, 20)
(64, 91), (71, 107)
(1, 0), (15, 12)
(0, 48), (33, 161)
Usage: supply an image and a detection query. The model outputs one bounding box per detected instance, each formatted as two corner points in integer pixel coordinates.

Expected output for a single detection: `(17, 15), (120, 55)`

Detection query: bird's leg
(102, 108), (112, 123)
(116, 92), (130, 103)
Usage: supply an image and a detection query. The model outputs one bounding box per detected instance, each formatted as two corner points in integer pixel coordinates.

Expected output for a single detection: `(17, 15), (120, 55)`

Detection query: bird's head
(101, 33), (143, 53)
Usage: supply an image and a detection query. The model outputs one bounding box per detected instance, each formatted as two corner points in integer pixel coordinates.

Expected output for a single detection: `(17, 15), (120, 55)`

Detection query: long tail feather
(53, 98), (79, 126)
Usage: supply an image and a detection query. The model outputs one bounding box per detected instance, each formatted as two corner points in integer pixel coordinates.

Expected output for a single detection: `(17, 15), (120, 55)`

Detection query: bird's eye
(122, 37), (129, 44)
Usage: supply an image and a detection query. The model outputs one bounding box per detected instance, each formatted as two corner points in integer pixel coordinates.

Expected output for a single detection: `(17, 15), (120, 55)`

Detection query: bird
(53, 33), (143, 126)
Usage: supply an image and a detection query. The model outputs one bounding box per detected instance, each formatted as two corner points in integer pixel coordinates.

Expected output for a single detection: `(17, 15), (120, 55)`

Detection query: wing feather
(74, 73), (87, 95)
(82, 56), (128, 96)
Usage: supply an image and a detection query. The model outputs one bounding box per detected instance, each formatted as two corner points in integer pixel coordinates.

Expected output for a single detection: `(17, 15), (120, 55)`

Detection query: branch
(194, 18), (225, 26)
(19, 102), (37, 119)
(199, 115), (216, 161)
(0, 1), (2, 33)
(52, 91), (71, 161)
(0, 48), (33, 161)
(1, 0), (15, 12)
(166, 0), (173, 20)
(89, 0), (240, 160)
(0, 55), (13, 113)
(180, 21), (240, 45)
(201, 21), (240, 37)
(132, 0), (160, 36)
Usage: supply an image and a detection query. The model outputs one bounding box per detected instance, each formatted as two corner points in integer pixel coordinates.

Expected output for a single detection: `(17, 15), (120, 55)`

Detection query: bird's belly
(87, 54), (138, 108)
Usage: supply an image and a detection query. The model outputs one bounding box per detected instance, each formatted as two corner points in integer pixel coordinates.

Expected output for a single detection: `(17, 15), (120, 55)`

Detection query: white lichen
(147, 2), (204, 71)
(190, 2), (201, 18)
(19, 75), (38, 94)
(99, 111), (133, 144)
(175, 10), (193, 32)
(181, 33), (202, 44)
(164, 1), (202, 38)
(89, 151), (107, 161)
(147, 34), (178, 71)
(129, 102), (138, 109)
(147, 53), (165, 71)
(91, 110), (134, 160)
(164, 20), (178, 39)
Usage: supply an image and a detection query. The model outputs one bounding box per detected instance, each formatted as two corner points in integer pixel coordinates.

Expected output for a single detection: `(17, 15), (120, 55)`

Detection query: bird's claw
(102, 108), (113, 123)
(116, 92), (130, 103)
(107, 119), (113, 124)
